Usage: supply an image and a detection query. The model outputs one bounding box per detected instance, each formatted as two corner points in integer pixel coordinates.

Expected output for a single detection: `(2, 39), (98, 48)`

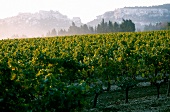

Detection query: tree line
(144, 22), (170, 31)
(46, 19), (136, 36)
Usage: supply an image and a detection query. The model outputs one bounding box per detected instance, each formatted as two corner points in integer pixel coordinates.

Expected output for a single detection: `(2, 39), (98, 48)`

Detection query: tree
(104, 22), (108, 33)
(81, 24), (89, 34)
(120, 19), (135, 32)
(21, 35), (27, 38)
(108, 21), (114, 32)
(98, 19), (108, 33)
(51, 28), (57, 36)
(101, 19), (105, 33)
(11, 34), (19, 38)
(168, 22), (170, 30)
(144, 22), (168, 31)
(89, 26), (95, 34)
(113, 22), (119, 32)
(96, 24), (102, 33)
(46, 31), (51, 37)
(68, 22), (79, 35)
(58, 29), (67, 36)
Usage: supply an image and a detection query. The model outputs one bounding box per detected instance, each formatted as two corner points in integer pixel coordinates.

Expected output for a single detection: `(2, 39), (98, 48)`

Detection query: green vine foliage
(0, 30), (170, 111)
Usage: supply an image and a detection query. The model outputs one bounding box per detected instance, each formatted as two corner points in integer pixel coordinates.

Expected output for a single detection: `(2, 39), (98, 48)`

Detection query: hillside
(0, 10), (82, 38)
(0, 4), (170, 38)
(87, 4), (170, 30)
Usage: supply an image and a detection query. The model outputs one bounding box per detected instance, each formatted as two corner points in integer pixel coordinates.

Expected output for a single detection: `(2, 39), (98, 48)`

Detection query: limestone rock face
(87, 4), (170, 30)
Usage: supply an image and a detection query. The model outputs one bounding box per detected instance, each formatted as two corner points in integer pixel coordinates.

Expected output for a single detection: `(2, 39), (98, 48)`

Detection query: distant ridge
(125, 4), (170, 9)
(0, 4), (170, 38)
(0, 10), (82, 38)
(87, 4), (170, 30)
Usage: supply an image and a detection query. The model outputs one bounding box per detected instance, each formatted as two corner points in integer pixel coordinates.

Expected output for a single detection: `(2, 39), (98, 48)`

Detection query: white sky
(0, 0), (170, 23)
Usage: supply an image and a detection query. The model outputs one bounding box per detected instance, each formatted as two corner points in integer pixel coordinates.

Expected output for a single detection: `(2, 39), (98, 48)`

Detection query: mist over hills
(0, 10), (82, 38)
(0, 4), (169, 38)
(87, 4), (170, 30)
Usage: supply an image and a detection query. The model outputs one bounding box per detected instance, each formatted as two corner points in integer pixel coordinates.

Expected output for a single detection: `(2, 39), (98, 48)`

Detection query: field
(83, 83), (170, 112)
(0, 30), (170, 111)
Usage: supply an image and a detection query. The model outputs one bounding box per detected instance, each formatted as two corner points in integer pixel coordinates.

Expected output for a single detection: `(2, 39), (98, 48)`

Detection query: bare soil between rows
(82, 83), (170, 112)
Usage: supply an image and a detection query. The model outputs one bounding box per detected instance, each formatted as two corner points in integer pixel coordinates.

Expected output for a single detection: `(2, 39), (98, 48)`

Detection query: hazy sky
(0, 0), (170, 23)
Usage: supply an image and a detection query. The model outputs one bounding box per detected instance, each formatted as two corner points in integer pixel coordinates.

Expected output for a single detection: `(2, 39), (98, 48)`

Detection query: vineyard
(0, 30), (170, 111)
